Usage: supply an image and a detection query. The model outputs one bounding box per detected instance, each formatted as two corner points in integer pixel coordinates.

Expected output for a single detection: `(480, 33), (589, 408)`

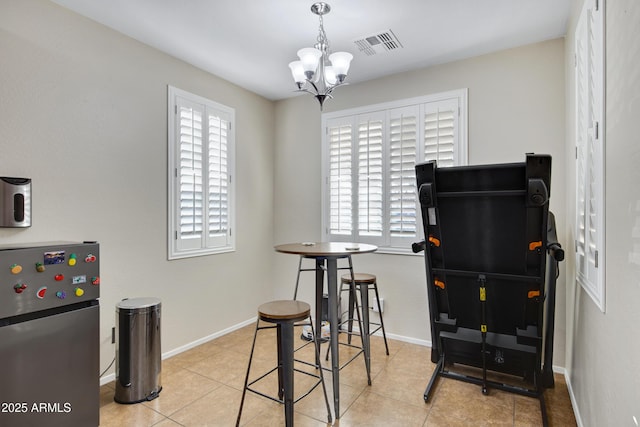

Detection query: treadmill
(413, 154), (564, 426)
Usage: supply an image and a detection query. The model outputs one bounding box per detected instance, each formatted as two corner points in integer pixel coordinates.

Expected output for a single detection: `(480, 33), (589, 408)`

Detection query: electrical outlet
(370, 298), (384, 313)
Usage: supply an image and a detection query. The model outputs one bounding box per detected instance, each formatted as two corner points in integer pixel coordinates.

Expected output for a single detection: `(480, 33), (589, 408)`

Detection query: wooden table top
(274, 242), (378, 257)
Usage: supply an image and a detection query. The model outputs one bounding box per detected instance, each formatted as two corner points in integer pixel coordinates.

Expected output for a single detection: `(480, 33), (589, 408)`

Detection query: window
(322, 90), (468, 253)
(575, 0), (605, 311)
(168, 86), (235, 259)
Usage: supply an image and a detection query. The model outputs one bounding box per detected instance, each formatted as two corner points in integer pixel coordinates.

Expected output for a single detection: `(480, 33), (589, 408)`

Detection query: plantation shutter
(423, 99), (458, 167)
(575, 13), (589, 283)
(389, 107), (418, 241)
(207, 112), (231, 247)
(575, 0), (604, 310)
(357, 113), (384, 237)
(177, 98), (205, 251)
(328, 118), (354, 237)
(169, 86), (235, 259)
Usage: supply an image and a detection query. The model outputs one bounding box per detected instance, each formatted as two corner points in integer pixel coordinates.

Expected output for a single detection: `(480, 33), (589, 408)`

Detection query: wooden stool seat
(258, 300), (310, 323)
(341, 273), (376, 284)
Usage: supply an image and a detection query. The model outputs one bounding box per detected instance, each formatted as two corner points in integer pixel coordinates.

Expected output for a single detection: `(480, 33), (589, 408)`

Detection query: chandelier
(288, 2), (353, 109)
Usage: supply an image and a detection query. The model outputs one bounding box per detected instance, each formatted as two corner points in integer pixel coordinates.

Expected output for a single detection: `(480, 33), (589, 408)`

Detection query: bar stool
(339, 273), (390, 374)
(236, 300), (332, 427)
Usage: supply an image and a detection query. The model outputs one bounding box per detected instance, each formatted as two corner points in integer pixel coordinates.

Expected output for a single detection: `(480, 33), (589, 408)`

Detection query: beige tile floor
(100, 324), (577, 426)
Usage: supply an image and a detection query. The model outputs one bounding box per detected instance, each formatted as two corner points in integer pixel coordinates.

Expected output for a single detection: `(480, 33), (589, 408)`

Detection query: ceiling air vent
(354, 30), (403, 56)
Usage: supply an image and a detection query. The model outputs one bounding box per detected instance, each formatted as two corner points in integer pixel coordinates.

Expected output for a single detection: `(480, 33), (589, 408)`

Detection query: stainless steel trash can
(114, 297), (162, 404)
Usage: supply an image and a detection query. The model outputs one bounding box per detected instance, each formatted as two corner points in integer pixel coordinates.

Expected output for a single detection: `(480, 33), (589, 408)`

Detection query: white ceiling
(51, 0), (570, 101)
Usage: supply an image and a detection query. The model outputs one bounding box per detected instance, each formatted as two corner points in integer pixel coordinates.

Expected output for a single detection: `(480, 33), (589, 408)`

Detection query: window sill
(373, 247), (423, 256)
(168, 246), (235, 260)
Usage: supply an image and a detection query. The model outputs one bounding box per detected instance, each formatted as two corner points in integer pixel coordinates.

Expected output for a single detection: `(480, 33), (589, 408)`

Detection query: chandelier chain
(317, 15), (328, 51)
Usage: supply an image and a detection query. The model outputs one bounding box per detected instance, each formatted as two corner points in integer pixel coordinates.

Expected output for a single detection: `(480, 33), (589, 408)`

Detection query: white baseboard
(336, 321), (432, 348)
(161, 317), (256, 360)
(100, 372), (115, 386)
(384, 331), (432, 347)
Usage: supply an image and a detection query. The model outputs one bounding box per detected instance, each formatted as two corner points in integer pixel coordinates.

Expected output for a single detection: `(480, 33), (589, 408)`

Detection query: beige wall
(0, 0), (276, 380)
(274, 39), (568, 364)
(13, 3), (631, 421)
(564, 1), (640, 425)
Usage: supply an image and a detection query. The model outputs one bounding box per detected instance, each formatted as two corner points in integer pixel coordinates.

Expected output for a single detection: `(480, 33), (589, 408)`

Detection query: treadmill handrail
(546, 212), (565, 262)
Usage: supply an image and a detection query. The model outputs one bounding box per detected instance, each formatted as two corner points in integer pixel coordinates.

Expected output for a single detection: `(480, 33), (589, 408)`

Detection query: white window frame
(167, 86), (236, 260)
(321, 89), (468, 254)
(575, 0), (605, 311)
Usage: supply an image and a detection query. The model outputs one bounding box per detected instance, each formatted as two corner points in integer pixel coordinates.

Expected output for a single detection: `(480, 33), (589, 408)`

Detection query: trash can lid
(117, 297), (161, 311)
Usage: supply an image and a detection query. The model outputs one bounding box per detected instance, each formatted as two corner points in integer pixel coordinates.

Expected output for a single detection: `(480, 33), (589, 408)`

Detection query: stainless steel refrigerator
(0, 241), (100, 427)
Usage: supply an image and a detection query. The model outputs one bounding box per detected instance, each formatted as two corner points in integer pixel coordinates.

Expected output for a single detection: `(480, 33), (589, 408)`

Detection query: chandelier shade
(297, 48), (322, 77)
(288, 61), (306, 84)
(328, 52), (353, 81)
(288, 2), (353, 109)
